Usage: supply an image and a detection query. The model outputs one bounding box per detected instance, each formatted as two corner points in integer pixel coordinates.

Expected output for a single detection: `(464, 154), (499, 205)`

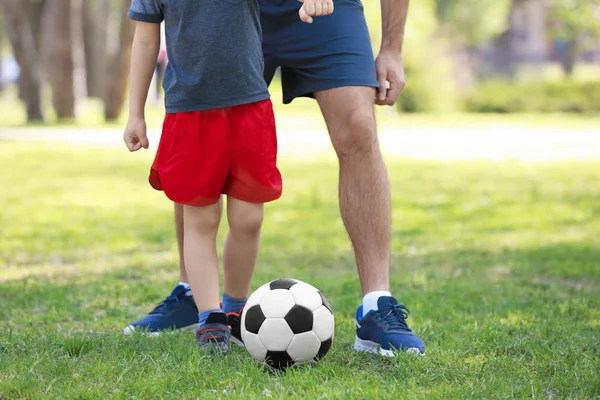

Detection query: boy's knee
(228, 205), (263, 236)
(184, 203), (222, 235)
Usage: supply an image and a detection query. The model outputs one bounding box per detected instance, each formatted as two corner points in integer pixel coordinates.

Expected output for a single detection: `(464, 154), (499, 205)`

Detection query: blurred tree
(72, 0), (87, 104)
(434, 0), (512, 86)
(487, 0), (546, 79)
(83, 0), (109, 98)
(490, 0), (527, 79)
(2, 0), (44, 121)
(47, 0), (75, 120)
(372, 0), (461, 112)
(548, 0), (600, 76)
(435, 0), (511, 46)
(19, 0), (44, 102)
(103, 0), (134, 121)
(0, 11), (4, 93)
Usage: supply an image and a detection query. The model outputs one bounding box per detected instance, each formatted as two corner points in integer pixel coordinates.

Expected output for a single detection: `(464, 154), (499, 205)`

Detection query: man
(125, 0), (425, 356)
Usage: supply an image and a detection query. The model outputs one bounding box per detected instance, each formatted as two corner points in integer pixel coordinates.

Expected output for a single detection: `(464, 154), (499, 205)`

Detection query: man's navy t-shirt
(128, 0), (270, 113)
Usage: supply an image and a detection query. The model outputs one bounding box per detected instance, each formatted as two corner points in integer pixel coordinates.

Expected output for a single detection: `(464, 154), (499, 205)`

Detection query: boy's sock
(222, 293), (247, 314)
(362, 291), (392, 315)
(179, 281), (193, 296)
(198, 309), (224, 325)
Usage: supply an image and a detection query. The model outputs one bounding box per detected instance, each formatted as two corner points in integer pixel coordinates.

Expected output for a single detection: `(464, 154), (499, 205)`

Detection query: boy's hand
(123, 117), (149, 152)
(298, 0), (334, 24)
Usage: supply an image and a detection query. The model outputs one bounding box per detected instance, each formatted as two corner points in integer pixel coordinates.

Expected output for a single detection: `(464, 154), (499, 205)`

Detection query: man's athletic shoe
(123, 284), (198, 335)
(196, 312), (230, 354)
(354, 296), (425, 356)
(225, 306), (245, 347)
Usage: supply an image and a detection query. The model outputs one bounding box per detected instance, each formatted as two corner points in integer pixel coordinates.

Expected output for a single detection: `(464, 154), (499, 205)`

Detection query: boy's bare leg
(174, 203), (188, 283)
(222, 198), (264, 300)
(183, 200), (222, 313)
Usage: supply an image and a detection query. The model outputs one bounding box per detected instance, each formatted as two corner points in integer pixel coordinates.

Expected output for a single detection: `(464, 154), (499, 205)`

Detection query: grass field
(1, 141), (599, 399)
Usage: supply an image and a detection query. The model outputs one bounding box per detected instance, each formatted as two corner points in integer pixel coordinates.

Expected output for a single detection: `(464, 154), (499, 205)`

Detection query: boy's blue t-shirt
(128, 0), (270, 113)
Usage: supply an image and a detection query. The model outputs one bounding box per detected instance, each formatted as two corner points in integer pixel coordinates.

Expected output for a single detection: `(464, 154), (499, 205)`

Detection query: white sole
(123, 323), (198, 336)
(353, 336), (424, 357)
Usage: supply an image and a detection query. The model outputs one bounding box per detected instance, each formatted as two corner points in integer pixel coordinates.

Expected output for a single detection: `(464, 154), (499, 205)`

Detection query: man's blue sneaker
(354, 296), (425, 357)
(196, 312), (230, 354)
(123, 284), (198, 335)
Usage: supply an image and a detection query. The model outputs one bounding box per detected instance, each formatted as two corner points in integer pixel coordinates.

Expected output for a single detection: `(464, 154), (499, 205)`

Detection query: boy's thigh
(225, 99), (282, 203)
(149, 110), (230, 206)
(261, 0), (379, 104)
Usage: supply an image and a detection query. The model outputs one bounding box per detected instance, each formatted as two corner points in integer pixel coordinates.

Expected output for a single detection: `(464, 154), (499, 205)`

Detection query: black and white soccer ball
(241, 278), (334, 370)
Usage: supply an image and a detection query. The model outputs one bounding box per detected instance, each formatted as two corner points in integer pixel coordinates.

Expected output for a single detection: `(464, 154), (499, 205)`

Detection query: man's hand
(298, 0), (334, 24)
(375, 50), (406, 106)
(123, 117), (149, 152)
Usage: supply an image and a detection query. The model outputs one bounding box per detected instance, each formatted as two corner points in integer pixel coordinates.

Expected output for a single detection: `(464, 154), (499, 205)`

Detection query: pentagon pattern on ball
(265, 350), (294, 370)
(241, 278), (335, 371)
(243, 332), (267, 362)
(313, 305), (335, 341)
(244, 305), (265, 334)
(258, 318), (294, 351)
(318, 291), (333, 313)
(244, 282), (272, 309)
(289, 282), (323, 311)
(316, 337), (332, 360)
(269, 278), (298, 290)
(284, 304), (313, 334)
(260, 289), (295, 318)
(287, 331), (321, 361)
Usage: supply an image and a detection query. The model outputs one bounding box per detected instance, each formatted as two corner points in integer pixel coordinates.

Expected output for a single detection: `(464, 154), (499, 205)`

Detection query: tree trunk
(2, 0), (44, 122)
(29, 0), (46, 50)
(72, 0), (87, 105)
(83, 0), (108, 98)
(491, 30), (516, 79)
(16, 0), (45, 102)
(48, 0), (76, 120)
(104, 0), (134, 121)
(560, 40), (578, 78)
(0, 15), (4, 93)
(489, 0), (529, 79)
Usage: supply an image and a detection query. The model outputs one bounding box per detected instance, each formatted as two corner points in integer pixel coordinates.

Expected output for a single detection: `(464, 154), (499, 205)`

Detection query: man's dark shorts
(260, 0), (379, 104)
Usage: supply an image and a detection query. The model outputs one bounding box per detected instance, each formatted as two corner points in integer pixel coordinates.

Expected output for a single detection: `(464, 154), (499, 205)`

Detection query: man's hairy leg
(315, 86), (391, 295)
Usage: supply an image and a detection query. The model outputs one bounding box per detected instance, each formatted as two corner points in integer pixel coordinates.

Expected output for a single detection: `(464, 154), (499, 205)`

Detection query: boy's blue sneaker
(123, 284), (198, 335)
(354, 296), (425, 357)
(225, 307), (245, 347)
(196, 312), (230, 354)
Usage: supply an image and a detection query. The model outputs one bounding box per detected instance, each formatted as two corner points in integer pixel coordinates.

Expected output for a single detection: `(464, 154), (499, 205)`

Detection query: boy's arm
(129, 22), (161, 120)
(375, 0), (409, 106)
(123, 22), (160, 151)
(298, 0), (334, 24)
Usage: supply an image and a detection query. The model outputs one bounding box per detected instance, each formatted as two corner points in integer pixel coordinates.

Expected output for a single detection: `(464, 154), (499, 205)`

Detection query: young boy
(123, 0), (292, 352)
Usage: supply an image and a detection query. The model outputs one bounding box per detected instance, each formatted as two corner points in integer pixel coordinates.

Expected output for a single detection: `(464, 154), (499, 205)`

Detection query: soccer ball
(241, 278), (334, 370)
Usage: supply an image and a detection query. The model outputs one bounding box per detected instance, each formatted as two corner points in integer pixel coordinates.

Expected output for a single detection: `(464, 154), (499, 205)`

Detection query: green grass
(1, 141), (599, 399)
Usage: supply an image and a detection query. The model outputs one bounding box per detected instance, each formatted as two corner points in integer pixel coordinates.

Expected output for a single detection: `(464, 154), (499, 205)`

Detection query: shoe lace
(377, 304), (411, 331)
(197, 327), (229, 343)
(225, 305), (244, 319)
(150, 294), (182, 315)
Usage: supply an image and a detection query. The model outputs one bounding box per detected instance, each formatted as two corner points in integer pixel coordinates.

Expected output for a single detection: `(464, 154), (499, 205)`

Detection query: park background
(1, 0), (599, 398)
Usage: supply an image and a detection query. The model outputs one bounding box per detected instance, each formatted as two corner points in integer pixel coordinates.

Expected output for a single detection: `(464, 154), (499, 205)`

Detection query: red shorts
(149, 99), (282, 206)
